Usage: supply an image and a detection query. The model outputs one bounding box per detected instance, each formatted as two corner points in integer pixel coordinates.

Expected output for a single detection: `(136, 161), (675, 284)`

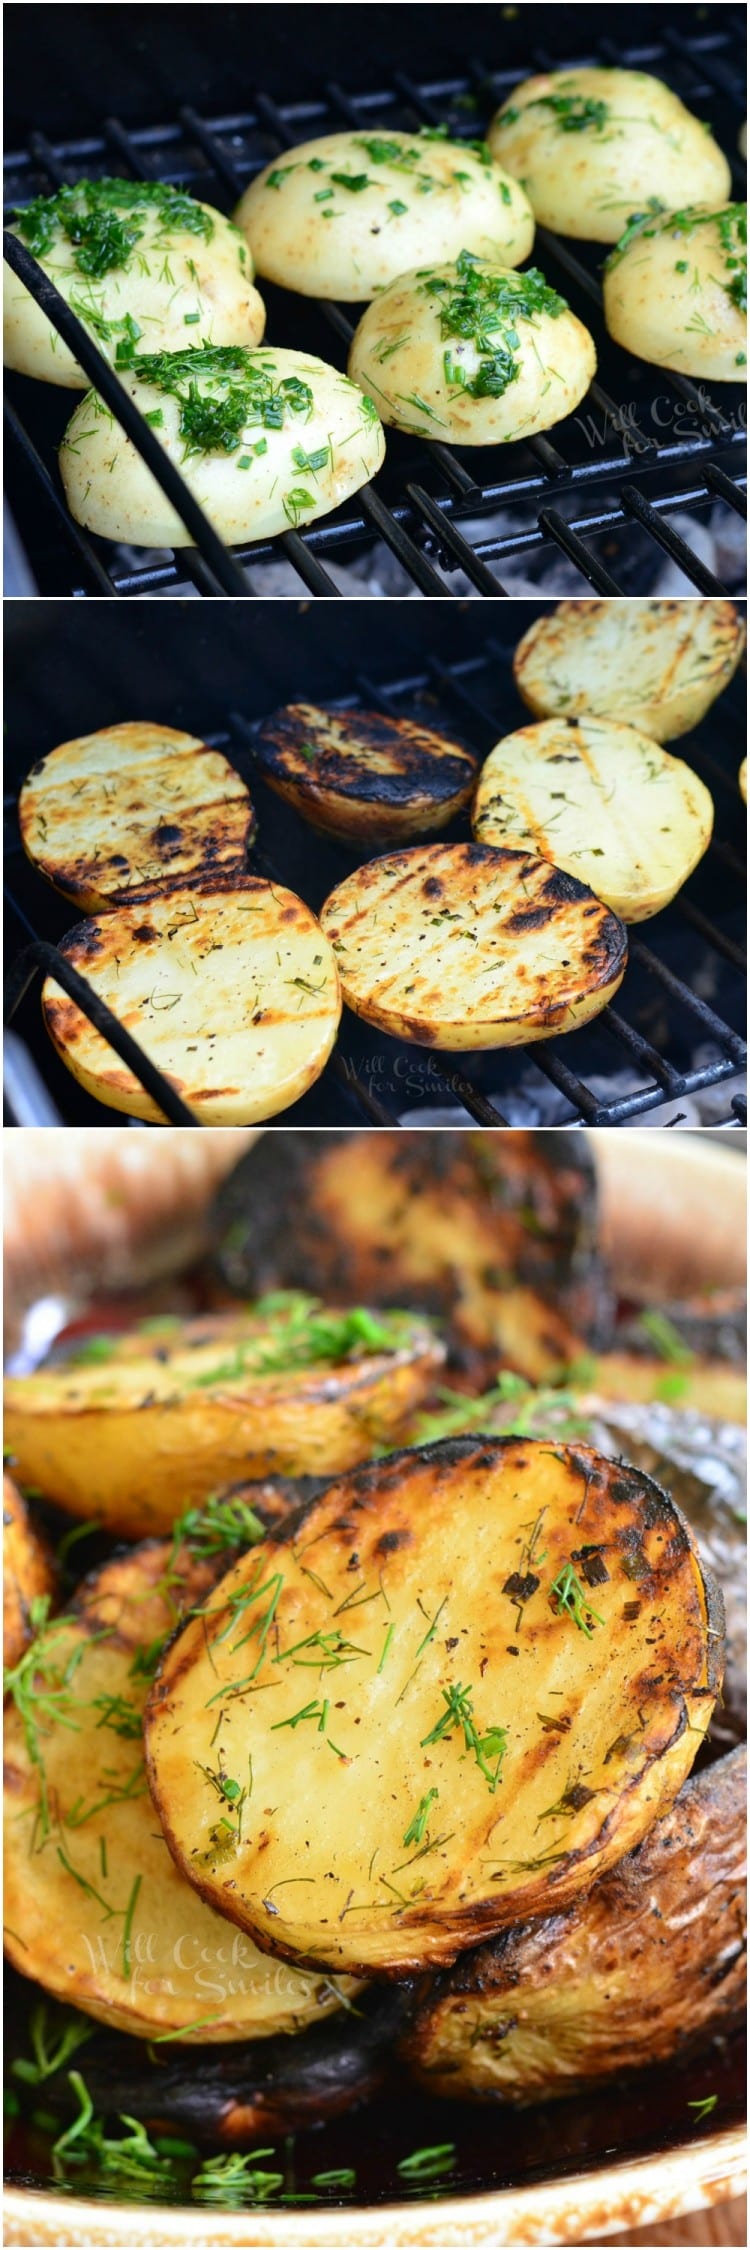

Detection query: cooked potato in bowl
(472, 717), (715, 922)
(4, 178), (265, 387)
(513, 600), (746, 741)
(3, 1298), (444, 1536)
(59, 344), (385, 547)
(487, 70), (732, 242)
(348, 252), (596, 443)
(235, 129), (534, 300)
(603, 203), (747, 380)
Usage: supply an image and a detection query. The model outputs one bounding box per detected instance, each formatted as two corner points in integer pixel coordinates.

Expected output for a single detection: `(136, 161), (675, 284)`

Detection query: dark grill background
(3, 2), (747, 599)
(4, 599), (746, 1128)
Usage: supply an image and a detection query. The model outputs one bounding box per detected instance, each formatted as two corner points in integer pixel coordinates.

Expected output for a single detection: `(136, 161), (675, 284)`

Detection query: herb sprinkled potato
(252, 703), (479, 847)
(40, 873), (341, 1128)
(144, 1435), (723, 1978)
(4, 179), (265, 388)
(3, 1297), (444, 1537)
(473, 717), (714, 922)
(320, 841), (627, 1049)
(348, 252), (596, 443)
(235, 129), (534, 301)
(3, 1473), (56, 1671)
(603, 204), (747, 380)
(487, 70), (732, 242)
(513, 599), (746, 742)
(19, 722), (256, 911)
(4, 1537), (360, 2037)
(59, 345), (385, 548)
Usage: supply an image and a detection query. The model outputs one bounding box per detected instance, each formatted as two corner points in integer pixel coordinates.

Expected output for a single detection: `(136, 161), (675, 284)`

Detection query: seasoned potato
(252, 704), (479, 847)
(404, 1747), (746, 2102)
(145, 1435), (722, 1978)
(348, 253), (595, 443)
(473, 716), (714, 922)
(4, 178), (265, 388)
(513, 600), (746, 743)
(40, 872), (341, 1127)
(4, 1541), (359, 2039)
(320, 841), (627, 1049)
(235, 129), (534, 301)
(59, 345), (385, 548)
(19, 722), (255, 911)
(3, 1473), (56, 1670)
(583, 1351), (747, 1426)
(603, 205), (747, 380)
(3, 1299), (443, 1538)
(487, 71), (732, 242)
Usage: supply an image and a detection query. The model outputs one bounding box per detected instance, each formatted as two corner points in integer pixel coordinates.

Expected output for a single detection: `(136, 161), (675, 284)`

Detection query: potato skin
(4, 188), (265, 388)
(59, 346), (384, 548)
(19, 721), (255, 911)
(235, 130), (534, 300)
(487, 70), (732, 242)
(513, 600), (746, 743)
(3, 1308), (444, 1538)
(348, 259), (595, 444)
(3, 1472), (56, 1670)
(144, 1436), (722, 1980)
(404, 1747), (746, 2102)
(603, 205), (747, 379)
(252, 704), (479, 848)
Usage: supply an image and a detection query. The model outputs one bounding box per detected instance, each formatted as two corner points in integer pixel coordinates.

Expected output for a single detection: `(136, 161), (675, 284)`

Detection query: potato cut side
(3, 1301), (443, 1538)
(320, 842), (627, 1048)
(3, 1472), (57, 1670)
(40, 873), (341, 1126)
(487, 70), (732, 242)
(404, 1746), (746, 2102)
(472, 717), (714, 922)
(3, 1542), (359, 2039)
(513, 599), (746, 743)
(19, 722), (255, 910)
(252, 704), (479, 847)
(144, 1435), (722, 1978)
(603, 205), (747, 381)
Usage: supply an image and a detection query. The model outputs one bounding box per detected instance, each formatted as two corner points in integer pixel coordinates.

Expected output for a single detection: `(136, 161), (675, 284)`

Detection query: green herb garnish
(421, 1682), (507, 1793)
(15, 178), (212, 279)
(421, 248), (567, 400)
(549, 1561), (604, 1639)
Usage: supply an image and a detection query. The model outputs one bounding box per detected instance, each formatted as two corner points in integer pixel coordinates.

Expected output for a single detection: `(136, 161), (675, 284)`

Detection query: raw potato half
(513, 599), (746, 742)
(603, 205), (747, 380)
(404, 1747), (746, 2102)
(3, 1302), (444, 1537)
(40, 873), (341, 1126)
(320, 841), (628, 1048)
(252, 703), (479, 846)
(3, 1540), (358, 2038)
(3, 1473), (56, 1670)
(144, 1435), (722, 1978)
(348, 255), (596, 443)
(4, 179), (265, 388)
(234, 130), (534, 300)
(487, 70), (732, 242)
(19, 722), (255, 910)
(59, 345), (385, 548)
(472, 716), (714, 922)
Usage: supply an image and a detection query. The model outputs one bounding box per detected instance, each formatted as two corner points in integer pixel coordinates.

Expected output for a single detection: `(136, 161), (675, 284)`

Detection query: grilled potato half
(603, 205), (747, 381)
(145, 1435), (722, 1979)
(59, 346), (385, 548)
(3, 1300), (443, 1537)
(40, 872), (341, 1125)
(513, 600), (746, 743)
(234, 129), (534, 301)
(252, 704), (479, 848)
(19, 722), (255, 911)
(405, 1746), (746, 2102)
(487, 70), (731, 242)
(320, 842), (628, 1049)
(3, 1472), (56, 1670)
(4, 1540), (359, 2039)
(472, 717), (714, 922)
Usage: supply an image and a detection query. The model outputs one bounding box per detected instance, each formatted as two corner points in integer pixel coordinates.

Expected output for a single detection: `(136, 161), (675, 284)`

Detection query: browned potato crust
(404, 1747), (746, 2102)
(252, 704), (478, 847)
(3, 1472), (56, 1670)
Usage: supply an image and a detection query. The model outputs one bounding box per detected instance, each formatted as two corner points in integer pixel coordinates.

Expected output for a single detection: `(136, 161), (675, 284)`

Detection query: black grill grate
(3, 603), (746, 1127)
(3, 7), (747, 599)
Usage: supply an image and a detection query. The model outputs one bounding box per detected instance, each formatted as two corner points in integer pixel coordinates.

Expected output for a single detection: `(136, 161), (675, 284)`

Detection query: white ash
(398, 1048), (745, 1130)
